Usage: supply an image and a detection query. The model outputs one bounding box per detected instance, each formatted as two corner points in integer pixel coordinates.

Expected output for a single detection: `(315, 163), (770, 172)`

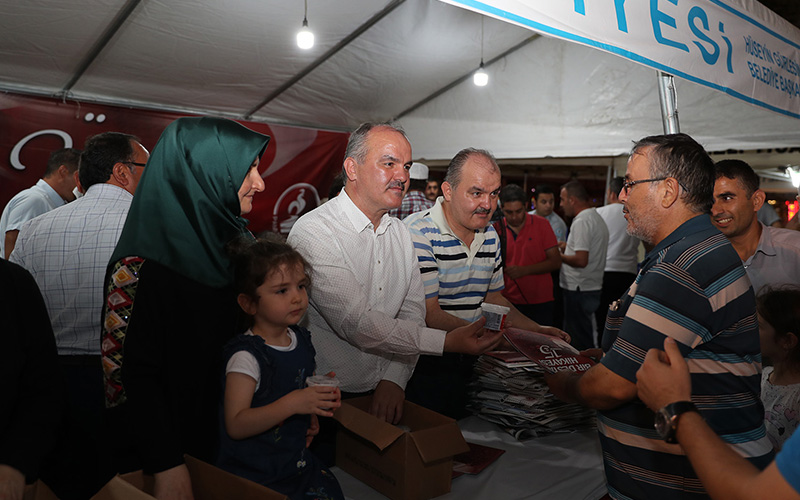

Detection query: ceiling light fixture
(473, 17), (488, 87)
(296, 0), (314, 50)
(788, 165), (800, 188)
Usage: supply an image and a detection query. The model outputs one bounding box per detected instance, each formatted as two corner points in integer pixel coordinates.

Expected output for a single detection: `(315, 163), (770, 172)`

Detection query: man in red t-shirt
(494, 184), (561, 325)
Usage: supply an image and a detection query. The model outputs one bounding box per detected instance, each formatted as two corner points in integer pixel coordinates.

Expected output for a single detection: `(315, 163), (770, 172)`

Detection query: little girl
(217, 234), (344, 500)
(758, 286), (800, 452)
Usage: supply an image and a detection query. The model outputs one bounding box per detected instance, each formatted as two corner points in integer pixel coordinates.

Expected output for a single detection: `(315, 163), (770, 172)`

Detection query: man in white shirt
(559, 180), (609, 350)
(595, 177), (641, 345)
(0, 148), (80, 258)
(287, 123), (501, 426)
(11, 132), (148, 499)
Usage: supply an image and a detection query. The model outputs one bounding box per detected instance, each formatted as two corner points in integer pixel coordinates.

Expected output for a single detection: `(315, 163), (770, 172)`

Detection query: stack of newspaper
(467, 329), (597, 440)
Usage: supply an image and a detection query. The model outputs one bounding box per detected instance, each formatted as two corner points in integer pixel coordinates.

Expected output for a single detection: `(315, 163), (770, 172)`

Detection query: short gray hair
(344, 122), (407, 167)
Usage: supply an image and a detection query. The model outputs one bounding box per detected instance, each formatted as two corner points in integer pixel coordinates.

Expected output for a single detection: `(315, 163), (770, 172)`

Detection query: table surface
(332, 416), (608, 500)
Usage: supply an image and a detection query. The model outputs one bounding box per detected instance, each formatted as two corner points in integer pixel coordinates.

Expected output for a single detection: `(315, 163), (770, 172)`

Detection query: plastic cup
(481, 303), (510, 331)
(306, 375), (340, 388)
(306, 375), (340, 410)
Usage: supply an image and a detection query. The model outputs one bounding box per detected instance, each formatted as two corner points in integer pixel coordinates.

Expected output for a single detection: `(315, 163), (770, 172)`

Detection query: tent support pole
(656, 71), (680, 134)
(243, 0), (406, 119)
(60, 0), (143, 95)
(393, 34), (540, 121)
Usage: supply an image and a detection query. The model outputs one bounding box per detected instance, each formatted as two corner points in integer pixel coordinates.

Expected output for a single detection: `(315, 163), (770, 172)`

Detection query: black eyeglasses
(622, 177), (667, 194)
(122, 161), (147, 167)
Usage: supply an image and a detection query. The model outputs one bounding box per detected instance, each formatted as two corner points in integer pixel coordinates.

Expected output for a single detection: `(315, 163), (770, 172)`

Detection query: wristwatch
(654, 401), (698, 444)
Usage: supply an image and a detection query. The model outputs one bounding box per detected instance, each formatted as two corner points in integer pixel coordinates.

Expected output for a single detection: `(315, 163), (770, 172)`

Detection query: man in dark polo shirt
(546, 133), (773, 500)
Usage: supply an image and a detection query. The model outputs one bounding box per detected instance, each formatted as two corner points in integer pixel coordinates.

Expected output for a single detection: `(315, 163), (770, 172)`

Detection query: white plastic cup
(481, 303), (510, 331)
(306, 375), (340, 388)
(306, 375), (340, 411)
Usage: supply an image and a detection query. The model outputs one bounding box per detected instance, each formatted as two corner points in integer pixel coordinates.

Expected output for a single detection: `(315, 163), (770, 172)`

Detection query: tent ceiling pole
(393, 34), (540, 122)
(59, 0), (142, 95)
(656, 71), (680, 134)
(244, 0), (406, 119)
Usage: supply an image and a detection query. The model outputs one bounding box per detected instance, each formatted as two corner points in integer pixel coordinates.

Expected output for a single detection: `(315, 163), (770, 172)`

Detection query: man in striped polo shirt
(404, 148), (568, 419)
(546, 133), (773, 499)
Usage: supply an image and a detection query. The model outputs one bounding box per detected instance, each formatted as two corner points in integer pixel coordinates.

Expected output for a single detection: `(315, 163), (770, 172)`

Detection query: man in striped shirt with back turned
(546, 133), (773, 500)
(404, 148), (568, 419)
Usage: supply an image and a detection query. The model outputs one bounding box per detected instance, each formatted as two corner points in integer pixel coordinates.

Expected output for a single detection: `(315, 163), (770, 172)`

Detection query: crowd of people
(2, 117), (800, 500)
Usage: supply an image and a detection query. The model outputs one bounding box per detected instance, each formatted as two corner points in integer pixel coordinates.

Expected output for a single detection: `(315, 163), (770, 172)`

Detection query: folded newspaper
(503, 328), (596, 374)
(467, 329), (598, 439)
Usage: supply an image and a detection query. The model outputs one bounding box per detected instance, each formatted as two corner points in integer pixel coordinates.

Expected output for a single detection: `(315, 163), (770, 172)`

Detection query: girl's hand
(290, 386), (341, 417)
(306, 414), (320, 448)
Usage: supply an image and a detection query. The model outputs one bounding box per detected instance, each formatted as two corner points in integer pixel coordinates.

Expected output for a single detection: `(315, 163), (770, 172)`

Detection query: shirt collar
(84, 182), (134, 200)
(428, 197), (488, 243)
(643, 214), (713, 266)
(337, 188), (392, 234)
(36, 178), (66, 207)
(753, 222), (777, 258)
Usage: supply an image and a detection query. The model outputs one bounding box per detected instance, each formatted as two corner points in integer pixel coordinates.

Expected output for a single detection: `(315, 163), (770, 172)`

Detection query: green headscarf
(110, 117), (270, 288)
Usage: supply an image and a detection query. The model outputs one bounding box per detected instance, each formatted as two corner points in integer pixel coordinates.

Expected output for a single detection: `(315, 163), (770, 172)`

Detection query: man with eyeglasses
(546, 133), (771, 500)
(10, 132), (149, 499)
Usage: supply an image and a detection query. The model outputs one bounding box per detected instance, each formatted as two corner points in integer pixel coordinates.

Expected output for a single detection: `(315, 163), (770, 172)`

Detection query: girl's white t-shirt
(225, 329), (297, 391)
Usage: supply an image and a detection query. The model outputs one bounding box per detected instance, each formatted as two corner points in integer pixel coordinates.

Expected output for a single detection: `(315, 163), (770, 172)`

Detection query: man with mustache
(288, 124), (503, 435)
(546, 133), (772, 500)
(404, 147), (569, 419)
(710, 159), (800, 295)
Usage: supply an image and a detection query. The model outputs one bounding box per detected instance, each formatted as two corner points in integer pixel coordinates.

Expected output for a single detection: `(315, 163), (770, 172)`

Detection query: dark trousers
(41, 355), (113, 500)
(405, 353), (476, 420)
(551, 270), (564, 330)
(513, 301), (555, 326)
(562, 288), (601, 351)
(595, 272), (636, 346)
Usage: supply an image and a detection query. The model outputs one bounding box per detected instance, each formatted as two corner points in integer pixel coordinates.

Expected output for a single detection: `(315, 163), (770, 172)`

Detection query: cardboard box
(24, 455), (287, 500)
(23, 476), (153, 500)
(334, 396), (469, 500)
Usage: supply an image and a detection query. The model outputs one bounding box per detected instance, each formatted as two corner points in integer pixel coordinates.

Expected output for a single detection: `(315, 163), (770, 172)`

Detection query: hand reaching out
(443, 317), (504, 355)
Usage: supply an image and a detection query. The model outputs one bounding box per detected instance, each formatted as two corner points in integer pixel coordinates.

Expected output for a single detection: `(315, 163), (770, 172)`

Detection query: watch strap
(661, 401), (698, 443)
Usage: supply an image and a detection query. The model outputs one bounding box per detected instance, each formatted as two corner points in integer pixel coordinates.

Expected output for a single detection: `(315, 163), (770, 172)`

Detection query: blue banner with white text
(442, 0), (800, 119)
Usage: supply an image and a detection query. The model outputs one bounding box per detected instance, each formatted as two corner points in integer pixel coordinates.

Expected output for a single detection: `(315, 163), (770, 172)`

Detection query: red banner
(0, 93), (348, 234)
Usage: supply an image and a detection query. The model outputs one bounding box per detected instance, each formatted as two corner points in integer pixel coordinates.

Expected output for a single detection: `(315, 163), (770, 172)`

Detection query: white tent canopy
(2, 0), (799, 185)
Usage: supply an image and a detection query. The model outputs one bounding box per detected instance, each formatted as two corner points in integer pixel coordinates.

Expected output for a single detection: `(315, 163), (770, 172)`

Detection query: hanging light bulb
(474, 17), (488, 87)
(788, 165), (800, 188)
(296, 0), (314, 50)
(473, 62), (488, 86)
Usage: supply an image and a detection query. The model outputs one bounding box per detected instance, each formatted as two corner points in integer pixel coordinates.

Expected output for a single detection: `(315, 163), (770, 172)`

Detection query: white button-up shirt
(287, 189), (445, 393)
(10, 183), (133, 355)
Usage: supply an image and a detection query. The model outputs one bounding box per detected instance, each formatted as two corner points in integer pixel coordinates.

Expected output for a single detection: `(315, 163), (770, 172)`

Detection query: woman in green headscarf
(101, 117), (269, 499)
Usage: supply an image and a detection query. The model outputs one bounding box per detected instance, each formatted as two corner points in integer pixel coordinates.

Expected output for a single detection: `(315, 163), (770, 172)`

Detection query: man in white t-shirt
(0, 148), (80, 258)
(595, 177), (641, 345)
(559, 180), (608, 350)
